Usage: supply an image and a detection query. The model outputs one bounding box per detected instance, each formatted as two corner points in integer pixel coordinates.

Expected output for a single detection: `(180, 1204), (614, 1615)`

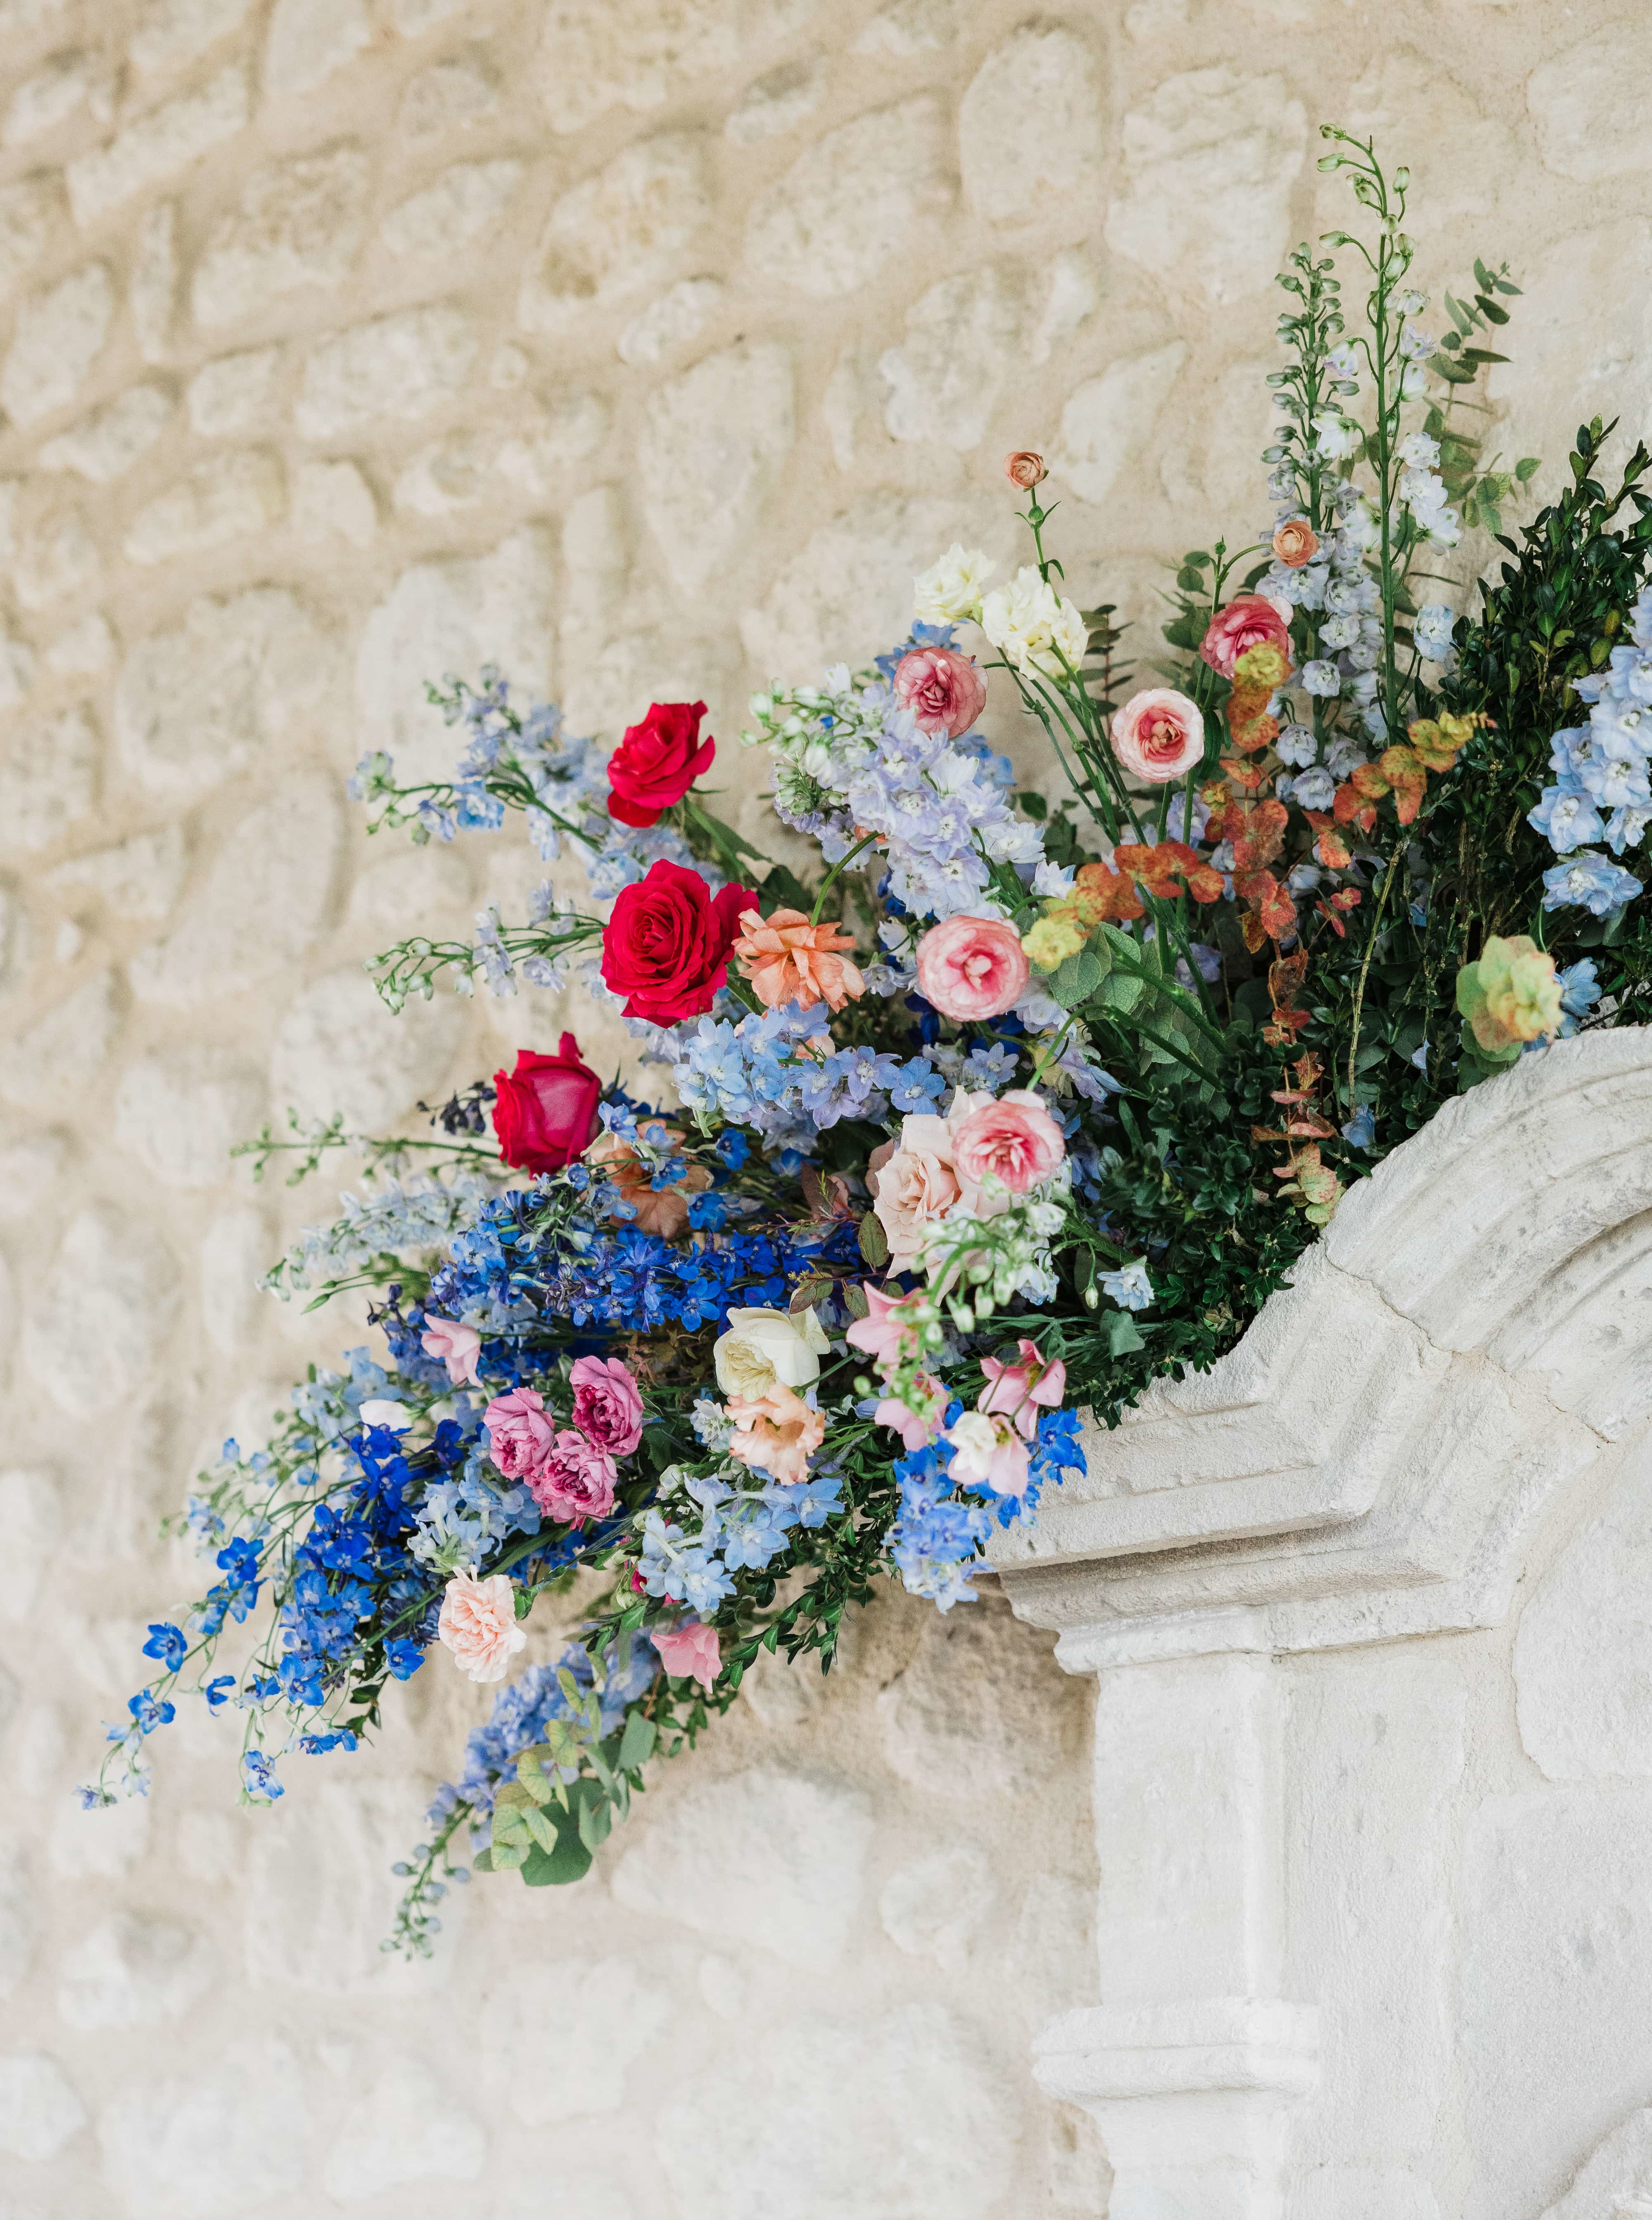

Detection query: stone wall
(0, 1), (1644, 2214)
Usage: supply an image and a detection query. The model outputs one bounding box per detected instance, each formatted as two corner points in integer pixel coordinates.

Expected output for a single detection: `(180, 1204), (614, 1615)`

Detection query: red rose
(605, 700), (715, 828)
(491, 1036), (603, 1172)
(601, 859), (755, 1024)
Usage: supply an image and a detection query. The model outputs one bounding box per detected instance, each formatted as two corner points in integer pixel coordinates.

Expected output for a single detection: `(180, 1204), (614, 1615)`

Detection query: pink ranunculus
(1199, 594), (1292, 681)
(726, 1383), (824, 1485)
(915, 914), (1030, 1022)
(651, 1619), (722, 1691)
(978, 1338), (1066, 1440)
(437, 1569), (527, 1683)
(869, 1114), (963, 1269)
(845, 1284), (928, 1373)
(944, 1409), (1033, 1498)
(421, 1316), (482, 1387)
(569, 1354), (644, 1457)
(892, 645), (989, 739)
(1111, 688), (1207, 784)
(483, 1388), (558, 1479)
(528, 1430), (618, 1525)
(950, 1090), (1066, 1196)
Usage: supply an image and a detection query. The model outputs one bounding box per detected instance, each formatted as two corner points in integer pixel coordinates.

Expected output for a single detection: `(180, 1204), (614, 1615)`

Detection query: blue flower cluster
(427, 1634), (658, 1826)
(673, 999), (947, 1143)
(888, 1406), (1087, 1612)
(636, 1463), (845, 1610)
(1531, 589), (1652, 914)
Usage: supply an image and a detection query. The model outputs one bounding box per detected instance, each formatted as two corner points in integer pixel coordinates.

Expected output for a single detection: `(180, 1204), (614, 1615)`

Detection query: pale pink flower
(1198, 594), (1292, 680)
(869, 1116), (963, 1269)
(977, 1338), (1066, 1440)
(845, 1283), (928, 1373)
(950, 1090), (1066, 1196)
(437, 1569), (527, 1684)
(421, 1316), (482, 1386)
(483, 1388), (557, 1479)
(892, 645), (988, 739)
(726, 1383), (825, 1485)
(875, 1375), (945, 1450)
(1111, 688), (1206, 784)
(945, 1409), (1032, 1498)
(651, 1620), (722, 1691)
(915, 914), (1030, 1022)
(528, 1430), (618, 1525)
(570, 1354), (644, 1457)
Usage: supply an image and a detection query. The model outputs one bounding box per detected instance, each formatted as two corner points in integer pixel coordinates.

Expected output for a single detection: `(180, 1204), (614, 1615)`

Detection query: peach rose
(1111, 688), (1207, 784)
(869, 1115), (963, 1268)
(1272, 518), (1319, 569)
(891, 645), (988, 739)
(1199, 594), (1292, 680)
(726, 1382), (825, 1485)
(1005, 449), (1047, 491)
(914, 914), (1030, 1022)
(733, 907), (865, 1013)
(437, 1569), (527, 1684)
(950, 1090), (1066, 1195)
(588, 1131), (710, 1239)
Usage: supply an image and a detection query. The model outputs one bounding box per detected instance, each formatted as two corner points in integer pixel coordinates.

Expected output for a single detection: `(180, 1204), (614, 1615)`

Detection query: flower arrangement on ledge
(83, 133), (1652, 1954)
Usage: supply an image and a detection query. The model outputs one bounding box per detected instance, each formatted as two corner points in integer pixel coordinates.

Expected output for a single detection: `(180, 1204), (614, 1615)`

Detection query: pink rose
(1111, 688), (1207, 784)
(483, 1388), (557, 1479)
(915, 914), (1030, 1022)
(528, 1430), (618, 1525)
(891, 645), (988, 739)
(977, 1338), (1066, 1440)
(570, 1354), (644, 1457)
(437, 1569), (527, 1684)
(651, 1619), (722, 1691)
(845, 1284), (928, 1374)
(944, 1409), (1032, 1498)
(726, 1383), (824, 1485)
(421, 1316), (481, 1387)
(869, 1115), (963, 1269)
(950, 1090), (1066, 1196)
(1199, 594), (1292, 681)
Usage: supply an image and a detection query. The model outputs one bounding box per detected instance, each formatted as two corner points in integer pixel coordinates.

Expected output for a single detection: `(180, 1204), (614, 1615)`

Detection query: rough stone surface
(638, 342), (794, 591)
(65, 64), (248, 227)
(271, 966), (464, 1131)
(379, 157), (522, 261)
(881, 267), (1022, 450)
(296, 304), (479, 438)
(520, 135), (712, 331)
(114, 1047), (264, 1189)
(959, 26), (1105, 224)
(191, 143), (372, 327)
(125, 448), (285, 564)
(36, 383), (173, 481)
(0, 703), (98, 852)
(1, 261), (114, 427)
(746, 100), (951, 298)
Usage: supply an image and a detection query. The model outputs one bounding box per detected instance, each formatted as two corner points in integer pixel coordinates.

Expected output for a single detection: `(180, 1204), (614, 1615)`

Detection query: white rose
(713, 1305), (830, 1399)
(980, 565), (1087, 679)
(914, 543), (996, 626)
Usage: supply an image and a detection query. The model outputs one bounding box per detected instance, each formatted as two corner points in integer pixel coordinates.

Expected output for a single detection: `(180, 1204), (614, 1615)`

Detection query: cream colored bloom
(437, 1570), (527, 1684)
(713, 1304), (830, 1400)
(913, 543), (996, 626)
(979, 565), (1088, 679)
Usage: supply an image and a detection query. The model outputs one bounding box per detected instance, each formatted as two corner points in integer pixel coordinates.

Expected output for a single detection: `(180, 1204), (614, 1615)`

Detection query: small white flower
(1301, 660), (1342, 698)
(1032, 858), (1075, 898)
(1313, 413), (1359, 461)
(914, 544), (996, 626)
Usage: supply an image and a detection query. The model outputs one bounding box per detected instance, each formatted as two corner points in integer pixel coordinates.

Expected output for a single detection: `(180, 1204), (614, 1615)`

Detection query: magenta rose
(601, 858), (756, 1024)
(491, 1036), (602, 1174)
(528, 1430), (617, 1525)
(951, 1090), (1066, 1195)
(1199, 594), (1292, 680)
(892, 645), (988, 739)
(914, 914), (1029, 1022)
(1111, 688), (1207, 783)
(483, 1388), (557, 1479)
(570, 1354), (644, 1457)
(606, 700), (715, 829)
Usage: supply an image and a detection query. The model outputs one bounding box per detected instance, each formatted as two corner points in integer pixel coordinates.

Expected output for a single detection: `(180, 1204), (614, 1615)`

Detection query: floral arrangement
(83, 134), (1652, 1955)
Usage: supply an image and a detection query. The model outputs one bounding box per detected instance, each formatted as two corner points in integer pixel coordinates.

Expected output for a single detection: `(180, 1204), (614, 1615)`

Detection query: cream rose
(978, 565), (1087, 679)
(869, 1113), (964, 1269)
(713, 1305), (830, 1400)
(913, 543), (996, 626)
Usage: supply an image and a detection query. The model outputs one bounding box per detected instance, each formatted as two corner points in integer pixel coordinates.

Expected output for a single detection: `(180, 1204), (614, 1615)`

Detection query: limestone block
(0, 173), (60, 302)
(193, 144), (371, 330)
(482, 1952), (676, 2122)
(1054, 342), (1189, 507)
(22, 1204), (179, 1417)
(878, 1598), (1076, 1799)
(186, 345), (281, 436)
(852, 0), (974, 55)
(124, 448), (285, 565)
(322, 2063), (486, 2201)
(611, 1767), (873, 1968)
(725, 58), (827, 146)
(1343, 50), (1521, 231)
(0, 970), (115, 1108)
(57, 1912), (212, 2030)
(392, 431), (496, 515)
(116, 587), (338, 800)
(1006, 1871), (1094, 2018)
(113, 1046), (264, 1188)
(0, 704), (98, 853)
(738, 1615), (854, 1727)
(0, 261), (113, 427)
(296, 304), (479, 438)
(12, 507), (98, 608)
(0, 1468), (62, 1619)
(879, 1844), (994, 1969)
(291, 457), (377, 546)
(47, 610), (114, 675)
(1487, 225), (1652, 498)
(537, 0), (743, 134)
(520, 135), (712, 330)
(0, 1135), (66, 1219)
(0, 622), (32, 709)
(379, 158), (522, 261)
(131, 200), (178, 362)
(657, 2003), (1013, 2219)
(263, 0), (372, 103)
(4, 50), (116, 151)
(45, 829), (188, 923)
(617, 276), (724, 366)
(1106, 67), (1306, 302)
(638, 341), (794, 592)
(390, 0), (468, 30)
(270, 967), (464, 1131)
(128, 776), (340, 1006)
(1158, 356), (1274, 516)
(880, 267), (1021, 450)
(0, 2052), (85, 2163)
(96, 2038), (305, 2219)
(745, 99), (950, 297)
(47, 1791), (149, 1880)
(959, 25), (1104, 223)
(36, 382), (173, 480)
(1530, 27), (1652, 183)
(0, 0), (72, 34)
(130, 0), (257, 79)
(494, 391), (610, 497)
(1543, 2108), (1652, 2218)
(199, 1205), (269, 1354)
(0, 1837), (31, 1996)
(65, 64), (248, 227)
(398, 48), (498, 140)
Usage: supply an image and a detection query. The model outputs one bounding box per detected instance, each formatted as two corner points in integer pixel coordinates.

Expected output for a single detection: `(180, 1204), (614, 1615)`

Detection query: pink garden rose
(1111, 688), (1207, 784)
(944, 1409), (1032, 1498)
(915, 914), (1029, 1022)
(421, 1316), (481, 1387)
(892, 645), (988, 739)
(437, 1569), (527, 1683)
(977, 1338), (1066, 1439)
(570, 1354), (644, 1457)
(483, 1388), (557, 1479)
(950, 1090), (1066, 1196)
(726, 1383), (824, 1485)
(1198, 593), (1292, 680)
(528, 1430), (618, 1525)
(651, 1619), (722, 1691)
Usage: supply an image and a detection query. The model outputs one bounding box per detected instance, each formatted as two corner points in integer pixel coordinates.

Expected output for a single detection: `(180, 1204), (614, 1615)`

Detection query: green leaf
(470, 1846), (494, 1873)
(1474, 293), (1510, 325)
(1095, 969), (1146, 1014)
(1106, 1311), (1146, 1357)
(489, 1837), (527, 1872)
(617, 1710), (657, 1773)
(1516, 456), (1541, 481)
(1175, 565), (1206, 592)
(513, 1585), (534, 1621)
(577, 1796), (613, 1854)
(520, 1833), (593, 1887)
(1433, 355), (1477, 386)
(857, 1212), (889, 1268)
(1050, 949), (1106, 1010)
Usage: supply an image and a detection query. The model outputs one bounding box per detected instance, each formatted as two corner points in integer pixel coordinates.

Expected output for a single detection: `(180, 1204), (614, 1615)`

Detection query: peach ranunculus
(651, 1619), (722, 1691)
(891, 644), (989, 738)
(1111, 688), (1208, 785)
(914, 914), (1030, 1022)
(1199, 594), (1293, 680)
(726, 1382), (825, 1485)
(587, 1131), (710, 1239)
(869, 1117), (962, 1268)
(437, 1569), (527, 1683)
(950, 1090), (1066, 1196)
(420, 1315), (482, 1386)
(732, 907), (865, 1013)
(1272, 517), (1320, 569)
(1005, 449), (1047, 491)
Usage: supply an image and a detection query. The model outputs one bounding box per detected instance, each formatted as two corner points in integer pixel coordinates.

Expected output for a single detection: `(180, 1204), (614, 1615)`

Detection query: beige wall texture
(0, 0), (1646, 2214)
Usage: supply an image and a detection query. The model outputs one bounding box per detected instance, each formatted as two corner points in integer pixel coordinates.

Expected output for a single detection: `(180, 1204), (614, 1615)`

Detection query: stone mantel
(994, 1031), (1652, 2217)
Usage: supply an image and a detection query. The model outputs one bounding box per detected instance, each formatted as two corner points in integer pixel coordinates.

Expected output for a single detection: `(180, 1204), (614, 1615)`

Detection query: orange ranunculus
(733, 907), (865, 1013)
(1272, 519), (1320, 568)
